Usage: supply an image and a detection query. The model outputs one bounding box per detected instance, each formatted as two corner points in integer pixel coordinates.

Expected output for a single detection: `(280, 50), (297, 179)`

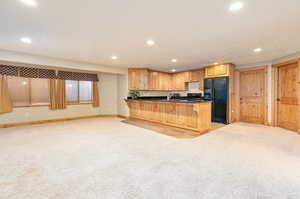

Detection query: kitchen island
(125, 99), (211, 133)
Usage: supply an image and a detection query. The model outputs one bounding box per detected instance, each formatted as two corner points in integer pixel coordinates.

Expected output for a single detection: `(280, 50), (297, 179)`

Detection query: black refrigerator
(204, 77), (228, 124)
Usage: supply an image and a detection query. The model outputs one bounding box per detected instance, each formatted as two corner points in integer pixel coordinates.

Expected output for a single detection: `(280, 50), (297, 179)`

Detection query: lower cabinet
(165, 103), (177, 125)
(152, 102), (165, 122)
(126, 100), (212, 133)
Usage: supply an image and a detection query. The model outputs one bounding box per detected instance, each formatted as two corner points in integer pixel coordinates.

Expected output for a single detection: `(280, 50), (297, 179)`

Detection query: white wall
(0, 49), (127, 74)
(117, 74), (129, 117)
(99, 73), (118, 115)
(0, 50), (124, 125)
(0, 73), (119, 125)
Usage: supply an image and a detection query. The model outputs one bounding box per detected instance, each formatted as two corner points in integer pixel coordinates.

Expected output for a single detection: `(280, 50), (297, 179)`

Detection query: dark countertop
(125, 98), (210, 104)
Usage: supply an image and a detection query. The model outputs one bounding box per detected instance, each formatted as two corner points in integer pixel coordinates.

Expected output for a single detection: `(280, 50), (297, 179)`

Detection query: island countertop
(125, 98), (210, 104)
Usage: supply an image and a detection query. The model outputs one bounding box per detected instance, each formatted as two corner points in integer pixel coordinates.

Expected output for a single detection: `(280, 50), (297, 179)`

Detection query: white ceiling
(1, 0), (300, 71)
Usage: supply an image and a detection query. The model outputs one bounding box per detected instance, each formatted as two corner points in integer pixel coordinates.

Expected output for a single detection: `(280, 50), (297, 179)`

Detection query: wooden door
(277, 63), (299, 131)
(239, 68), (266, 124)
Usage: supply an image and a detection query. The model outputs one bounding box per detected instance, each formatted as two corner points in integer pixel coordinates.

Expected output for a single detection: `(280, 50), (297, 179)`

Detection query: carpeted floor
(121, 119), (225, 138)
(0, 118), (300, 199)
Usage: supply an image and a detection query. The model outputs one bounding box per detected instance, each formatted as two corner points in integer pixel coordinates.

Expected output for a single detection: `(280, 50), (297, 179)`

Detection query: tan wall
(0, 73), (119, 125)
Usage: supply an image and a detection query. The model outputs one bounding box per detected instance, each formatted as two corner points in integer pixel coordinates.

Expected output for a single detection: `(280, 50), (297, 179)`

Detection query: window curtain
(49, 79), (66, 110)
(0, 75), (13, 114)
(92, 81), (100, 107)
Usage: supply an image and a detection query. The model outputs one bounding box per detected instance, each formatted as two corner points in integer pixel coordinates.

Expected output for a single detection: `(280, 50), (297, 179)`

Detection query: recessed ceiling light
(229, 2), (243, 11)
(146, 40), (155, 46)
(20, 37), (32, 44)
(214, 62), (219, 65)
(171, 69), (176, 72)
(171, 59), (177, 63)
(111, 55), (118, 60)
(19, 0), (37, 7)
(253, 48), (262, 53)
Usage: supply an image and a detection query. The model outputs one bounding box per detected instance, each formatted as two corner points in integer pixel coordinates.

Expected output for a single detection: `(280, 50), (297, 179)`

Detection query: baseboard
(117, 115), (129, 119)
(0, 114), (118, 128)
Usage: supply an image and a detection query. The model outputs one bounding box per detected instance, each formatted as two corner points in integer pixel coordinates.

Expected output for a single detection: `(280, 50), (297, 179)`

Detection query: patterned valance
(0, 65), (18, 76)
(0, 65), (56, 79)
(0, 64), (98, 81)
(57, 70), (98, 81)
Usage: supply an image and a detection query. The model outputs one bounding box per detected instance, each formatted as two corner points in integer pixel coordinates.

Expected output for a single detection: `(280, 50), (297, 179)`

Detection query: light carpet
(0, 118), (300, 199)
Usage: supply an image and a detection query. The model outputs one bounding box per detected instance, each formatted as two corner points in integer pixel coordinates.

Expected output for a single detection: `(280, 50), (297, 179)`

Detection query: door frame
(272, 59), (300, 133)
(234, 66), (268, 125)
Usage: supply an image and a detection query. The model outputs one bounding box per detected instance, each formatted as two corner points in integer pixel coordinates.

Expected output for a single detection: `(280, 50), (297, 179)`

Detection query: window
(66, 80), (92, 104)
(66, 80), (79, 103)
(31, 78), (50, 105)
(7, 76), (50, 106)
(79, 81), (92, 102)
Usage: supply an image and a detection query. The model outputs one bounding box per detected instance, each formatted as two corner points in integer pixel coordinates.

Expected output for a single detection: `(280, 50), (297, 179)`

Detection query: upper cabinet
(158, 72), (171, 90)
(129, 65), (233, 91)
(188, 69), (204, 82)
(128, 69), (149, 90)
(171, 72), (189, 90)
(149, 70), (172, 90)
(205, 64), (230, 78)
(148, 71), (160, 90)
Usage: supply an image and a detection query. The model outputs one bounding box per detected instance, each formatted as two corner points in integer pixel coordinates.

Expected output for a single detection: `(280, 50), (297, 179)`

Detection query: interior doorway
(272, 59), (299, 132)
(236, 66), (268, 124)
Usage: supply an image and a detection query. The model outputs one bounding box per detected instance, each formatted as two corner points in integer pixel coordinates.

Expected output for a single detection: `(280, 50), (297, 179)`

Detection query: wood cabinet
(188, 69), (204, 82)
(128, 69), (149, 90)
(127, 64), (236, 124)
(148, 71), (160, 90)
(187, 69), (205, 90)
(152, 102), (165, 122)
(165, 103), (177, 125)
(128, 65), (231, 91)
(205, 64), (230, 78)
(126, 100), (212, 133)
(147, 71), (191, 91)
(149, 70), (172, 90)
(171, 72), (189, 90)
(129, 101), (140, 118)
(158, 72), (171, 90)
